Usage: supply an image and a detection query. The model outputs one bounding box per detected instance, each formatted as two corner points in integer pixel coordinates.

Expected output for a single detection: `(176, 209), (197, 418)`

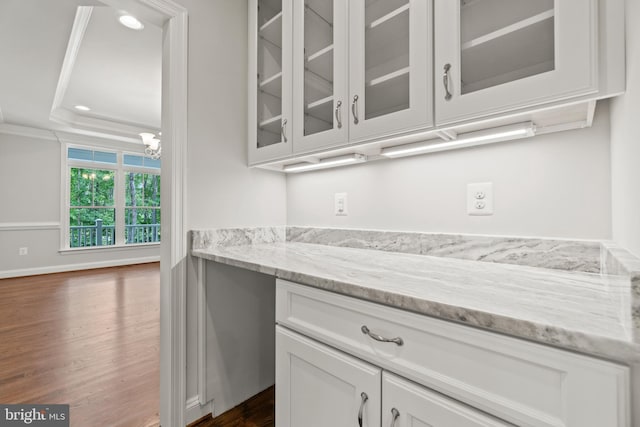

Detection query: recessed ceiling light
(74, 105), (90, 111)
(118, 15), (144, 30)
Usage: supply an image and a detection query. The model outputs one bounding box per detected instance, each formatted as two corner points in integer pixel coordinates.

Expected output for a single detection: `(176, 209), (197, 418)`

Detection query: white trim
(58, 242), (160, 254)
(0, 222), (60, 231)
(50, 7), (93, 114)
(0, 256), (159, 280)
(197, 257), (207, 404)
(186, 396), (213, 425)
(0, 123), (57, 141)
(57, 132), (142, 150)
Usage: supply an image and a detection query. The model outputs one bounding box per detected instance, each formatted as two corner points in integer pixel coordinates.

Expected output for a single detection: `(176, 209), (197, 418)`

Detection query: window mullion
(115, 153), (126, 246)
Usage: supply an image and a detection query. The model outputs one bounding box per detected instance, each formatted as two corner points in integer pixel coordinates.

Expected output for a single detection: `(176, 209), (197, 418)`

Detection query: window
(66, 146), (161, 248)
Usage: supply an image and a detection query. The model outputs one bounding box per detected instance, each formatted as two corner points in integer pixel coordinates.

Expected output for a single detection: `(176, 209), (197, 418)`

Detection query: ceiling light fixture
(381, 122), (536, 158)
(140, 132), (162, 159)
(74, 105), (91, 111)
(119, 15), (144, 30)
(283, 154), (367, 173)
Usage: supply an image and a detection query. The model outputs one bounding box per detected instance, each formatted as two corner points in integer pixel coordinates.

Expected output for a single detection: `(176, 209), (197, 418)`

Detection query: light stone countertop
(192, 241), (640, 364)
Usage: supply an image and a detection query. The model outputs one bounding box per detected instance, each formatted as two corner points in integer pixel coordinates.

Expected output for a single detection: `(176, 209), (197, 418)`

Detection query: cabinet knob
(443, 63), (453, 101)
(352, 95), (359, 125)
(358, 392), (368, 427)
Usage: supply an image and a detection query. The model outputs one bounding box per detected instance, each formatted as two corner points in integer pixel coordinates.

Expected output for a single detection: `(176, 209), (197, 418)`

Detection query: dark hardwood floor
(0, 263), (160, 427)
(189, 386), (274, 427)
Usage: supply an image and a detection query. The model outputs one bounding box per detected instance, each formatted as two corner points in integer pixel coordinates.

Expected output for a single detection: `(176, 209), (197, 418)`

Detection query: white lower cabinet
(275, 279), (631, 427)
(276, 325), (511, 427)
(383, 372), (509, 427)
(276, 325), (381, 427)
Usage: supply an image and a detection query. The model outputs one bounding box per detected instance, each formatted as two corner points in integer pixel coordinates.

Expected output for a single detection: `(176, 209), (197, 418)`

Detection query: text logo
(0, 405), (69, 427)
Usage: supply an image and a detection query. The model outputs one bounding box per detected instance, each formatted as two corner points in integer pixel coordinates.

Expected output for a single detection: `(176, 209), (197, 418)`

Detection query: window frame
(61, 143), (161, 251)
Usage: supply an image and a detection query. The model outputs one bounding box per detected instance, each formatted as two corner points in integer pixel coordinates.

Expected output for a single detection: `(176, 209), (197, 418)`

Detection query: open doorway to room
(0, 0), (184, 424)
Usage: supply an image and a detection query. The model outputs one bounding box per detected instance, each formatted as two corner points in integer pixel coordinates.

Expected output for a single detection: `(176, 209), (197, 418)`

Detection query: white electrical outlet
(19, 247), (28, 256)
(335, 193), (348, 216)
(467, 183), (493, 216)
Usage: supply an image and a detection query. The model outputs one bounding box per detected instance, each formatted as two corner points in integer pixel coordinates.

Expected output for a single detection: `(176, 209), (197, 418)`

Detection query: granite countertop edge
(192, 244), (640, 364)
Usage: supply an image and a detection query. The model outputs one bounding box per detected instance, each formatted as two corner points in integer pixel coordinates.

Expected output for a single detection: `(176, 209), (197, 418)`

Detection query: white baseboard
(186, 396), (213, 425)
(0, 256), (160, 279)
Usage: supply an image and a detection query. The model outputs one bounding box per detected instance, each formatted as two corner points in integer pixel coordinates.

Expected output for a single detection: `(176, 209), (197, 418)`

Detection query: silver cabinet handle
(335, 100), (343, 129)
(281, 118), (288, 142)
(443, 63), (453, 101)
(361, 325), (404, 346)
(389, 408), (400, 427)
(358, 392), (368, 427)
(352, 95), (359, 125)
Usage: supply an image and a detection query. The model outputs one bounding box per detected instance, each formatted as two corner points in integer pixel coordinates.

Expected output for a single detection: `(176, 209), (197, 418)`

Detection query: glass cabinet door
(292, 0), (348, 153)
(435, 0), (598, 125)
(249, 0), (293, 164)
(348, 0), (432, 142)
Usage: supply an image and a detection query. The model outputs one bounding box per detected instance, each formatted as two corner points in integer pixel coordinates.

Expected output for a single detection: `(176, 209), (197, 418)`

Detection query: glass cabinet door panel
(435, 0), (596, 125)
(349, 0), (432, 141)
(460, 0), (555, 95)
(364, 0), (411, 119)
(257, 0), (284, 148)
(303, 0), (334, 136)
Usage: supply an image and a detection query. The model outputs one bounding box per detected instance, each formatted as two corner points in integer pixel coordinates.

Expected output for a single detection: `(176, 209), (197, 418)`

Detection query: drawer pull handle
(390, 408), (400, 427)
(281, 118), (288, 143)
(361, 325), (404, 346)
(358, 392), (368, 427)
(335, 100), (343, 129)
(443, 63), (453, 101)
(352, 95), (359, 125)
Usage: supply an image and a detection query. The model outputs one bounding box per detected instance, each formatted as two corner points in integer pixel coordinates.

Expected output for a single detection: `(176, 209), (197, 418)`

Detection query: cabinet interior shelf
(259, 115), (282, 134)
(260, 72), (282, 98)
(367, 3), (410, 30)
(307, 95), (333, 110)
(462, 9), (554, 51)
(367, 66), (409, 87)
(306, 44), (333, 83)
(260, 11), (282, 48)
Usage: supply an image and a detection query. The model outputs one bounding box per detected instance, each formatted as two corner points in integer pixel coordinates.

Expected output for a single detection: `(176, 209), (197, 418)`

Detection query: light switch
(335, 193), (348, 216)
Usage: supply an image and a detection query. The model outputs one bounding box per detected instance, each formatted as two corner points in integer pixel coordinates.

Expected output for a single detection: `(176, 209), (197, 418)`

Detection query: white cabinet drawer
(383, 372), (511, 427)
(276, 279), (630, 427)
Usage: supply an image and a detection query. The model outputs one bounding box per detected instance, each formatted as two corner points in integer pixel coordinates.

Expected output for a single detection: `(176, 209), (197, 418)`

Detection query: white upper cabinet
(348, 0), (433, 142)
(292, 0), (349, 153)
(434, 0), (598, 125)
(248, 0), (293, 164)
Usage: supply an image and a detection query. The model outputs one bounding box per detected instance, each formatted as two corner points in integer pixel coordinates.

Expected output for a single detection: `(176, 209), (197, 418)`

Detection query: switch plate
(335, 193), (348, 216)
(467, 183), (493, 216)
(19, 247), (28, 256)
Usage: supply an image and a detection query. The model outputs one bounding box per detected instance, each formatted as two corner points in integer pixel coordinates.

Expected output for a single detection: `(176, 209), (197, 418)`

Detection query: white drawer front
(276, 280), (630, 427)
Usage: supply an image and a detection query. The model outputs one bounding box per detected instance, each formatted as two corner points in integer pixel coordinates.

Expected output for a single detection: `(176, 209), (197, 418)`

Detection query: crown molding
(50, 7), (93, 114)
(0, 123), (58, 141)
(54, 129), (142, 148)
(50, 106), (156, 139)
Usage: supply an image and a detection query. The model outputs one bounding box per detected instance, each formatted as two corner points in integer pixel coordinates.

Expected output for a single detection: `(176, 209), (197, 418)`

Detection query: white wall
(610, 0), (640, 258)
(0, 132), (159, 277)
(287, 103), (612, 240)
(177, 0), (287, 418)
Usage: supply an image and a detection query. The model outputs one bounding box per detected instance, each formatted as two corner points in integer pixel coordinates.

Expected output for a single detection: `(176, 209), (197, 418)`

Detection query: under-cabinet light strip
(283, 154), (367, 173)
(381, 122), (536, 158)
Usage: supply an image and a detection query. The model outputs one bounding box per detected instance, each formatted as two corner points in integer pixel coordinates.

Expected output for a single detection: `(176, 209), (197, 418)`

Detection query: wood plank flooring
(0, 263), (160, 427)
(189, 386), (274, 427)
